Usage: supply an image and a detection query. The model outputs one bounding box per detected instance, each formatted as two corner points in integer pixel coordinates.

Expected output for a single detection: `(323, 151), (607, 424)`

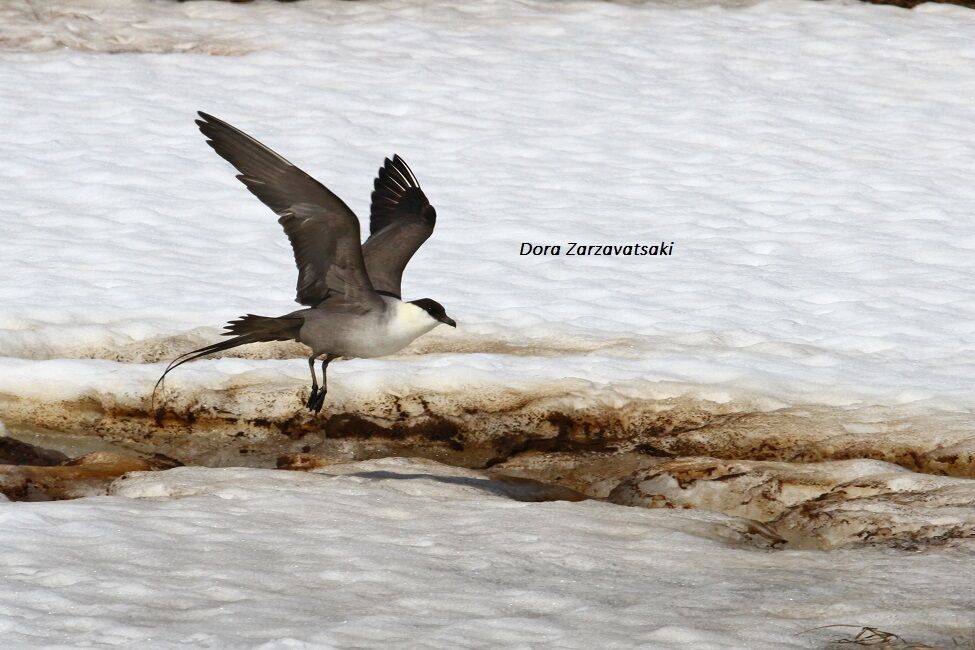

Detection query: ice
(607, 456), (975, 549)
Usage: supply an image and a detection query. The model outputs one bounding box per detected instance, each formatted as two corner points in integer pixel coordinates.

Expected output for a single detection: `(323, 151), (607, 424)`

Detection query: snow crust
(0, 459), (968, 649)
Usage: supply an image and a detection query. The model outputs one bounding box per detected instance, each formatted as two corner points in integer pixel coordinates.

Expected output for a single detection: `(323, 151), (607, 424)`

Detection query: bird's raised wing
(361, 155), (436, 299)
(196, 111), (380, 310)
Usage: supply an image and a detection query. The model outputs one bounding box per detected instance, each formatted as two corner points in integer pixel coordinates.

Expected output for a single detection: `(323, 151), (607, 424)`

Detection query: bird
(153, 112), (455, 414)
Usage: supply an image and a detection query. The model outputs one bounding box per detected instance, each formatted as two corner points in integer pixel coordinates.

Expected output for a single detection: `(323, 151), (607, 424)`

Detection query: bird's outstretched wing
(361, 155), (437, 299)
(196, 111), (380, 310)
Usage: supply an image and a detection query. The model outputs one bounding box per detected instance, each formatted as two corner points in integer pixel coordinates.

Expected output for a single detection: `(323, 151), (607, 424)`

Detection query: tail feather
(152, 314), (304, 411)
(223, 313), (303, 339)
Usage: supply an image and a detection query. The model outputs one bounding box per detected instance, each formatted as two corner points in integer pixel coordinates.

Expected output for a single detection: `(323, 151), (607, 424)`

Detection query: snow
(2, 0), (975, 646)
(0, 0), (974, 413)
(0, 458), (969, 649)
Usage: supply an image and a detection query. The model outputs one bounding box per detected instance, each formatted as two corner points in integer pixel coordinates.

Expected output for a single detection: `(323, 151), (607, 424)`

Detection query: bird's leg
(306, 354), (320, 411)
(308, 355), (334, 414)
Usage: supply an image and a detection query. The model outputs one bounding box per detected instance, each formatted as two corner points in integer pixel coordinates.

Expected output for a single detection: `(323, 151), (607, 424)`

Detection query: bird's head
(408, 298), (456, 328)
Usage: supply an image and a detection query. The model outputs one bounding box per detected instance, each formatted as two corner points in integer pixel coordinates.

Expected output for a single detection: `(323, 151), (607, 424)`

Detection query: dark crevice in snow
(2, 389), (975, 550)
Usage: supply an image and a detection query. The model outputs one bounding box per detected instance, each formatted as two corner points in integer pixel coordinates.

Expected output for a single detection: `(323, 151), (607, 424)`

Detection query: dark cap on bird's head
(409, 298), (456, 327)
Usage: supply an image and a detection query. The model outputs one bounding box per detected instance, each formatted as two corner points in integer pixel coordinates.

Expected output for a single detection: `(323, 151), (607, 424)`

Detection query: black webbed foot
(306, 387), (320, 411)
(308, 389), (327, 414)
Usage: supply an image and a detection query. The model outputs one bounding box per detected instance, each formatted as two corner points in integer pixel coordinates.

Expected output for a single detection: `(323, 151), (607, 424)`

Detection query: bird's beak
(439, 315), (457, 328)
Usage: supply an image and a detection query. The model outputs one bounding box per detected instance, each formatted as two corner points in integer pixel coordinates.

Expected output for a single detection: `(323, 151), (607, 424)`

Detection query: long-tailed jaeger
(154, 112), (455, 413)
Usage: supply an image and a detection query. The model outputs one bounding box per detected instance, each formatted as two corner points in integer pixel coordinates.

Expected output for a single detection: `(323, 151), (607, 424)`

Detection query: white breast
(360, 298), (439, 358)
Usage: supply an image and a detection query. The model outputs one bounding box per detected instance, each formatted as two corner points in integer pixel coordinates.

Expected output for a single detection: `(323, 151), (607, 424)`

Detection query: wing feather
(362, 155), (436, 298)
(196, 112), (379, 309)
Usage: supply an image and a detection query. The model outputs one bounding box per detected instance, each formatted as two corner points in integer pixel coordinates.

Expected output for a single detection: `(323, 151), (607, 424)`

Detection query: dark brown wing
(361, 155), (436, 298)
(196, 111), (380, 310)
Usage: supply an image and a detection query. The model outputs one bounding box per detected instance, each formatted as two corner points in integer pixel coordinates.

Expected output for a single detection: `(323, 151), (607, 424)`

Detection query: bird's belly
(340, 329), (415, 358)
(303, 322), (420, 359)
(299, 302), (438, 359)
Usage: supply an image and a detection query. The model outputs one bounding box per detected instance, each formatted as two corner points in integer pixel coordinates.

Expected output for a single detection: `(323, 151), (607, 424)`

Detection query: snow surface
(0, 0), (974, 412)
(0, 458), (970, 649)
(2, 1), (975, 647)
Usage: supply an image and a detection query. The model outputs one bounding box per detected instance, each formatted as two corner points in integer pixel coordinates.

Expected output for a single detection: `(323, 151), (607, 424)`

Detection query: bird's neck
(385, 299), (439, 343)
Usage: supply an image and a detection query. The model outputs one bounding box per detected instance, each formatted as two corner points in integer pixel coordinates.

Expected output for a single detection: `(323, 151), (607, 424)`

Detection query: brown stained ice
(2, 381), (975, 550)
